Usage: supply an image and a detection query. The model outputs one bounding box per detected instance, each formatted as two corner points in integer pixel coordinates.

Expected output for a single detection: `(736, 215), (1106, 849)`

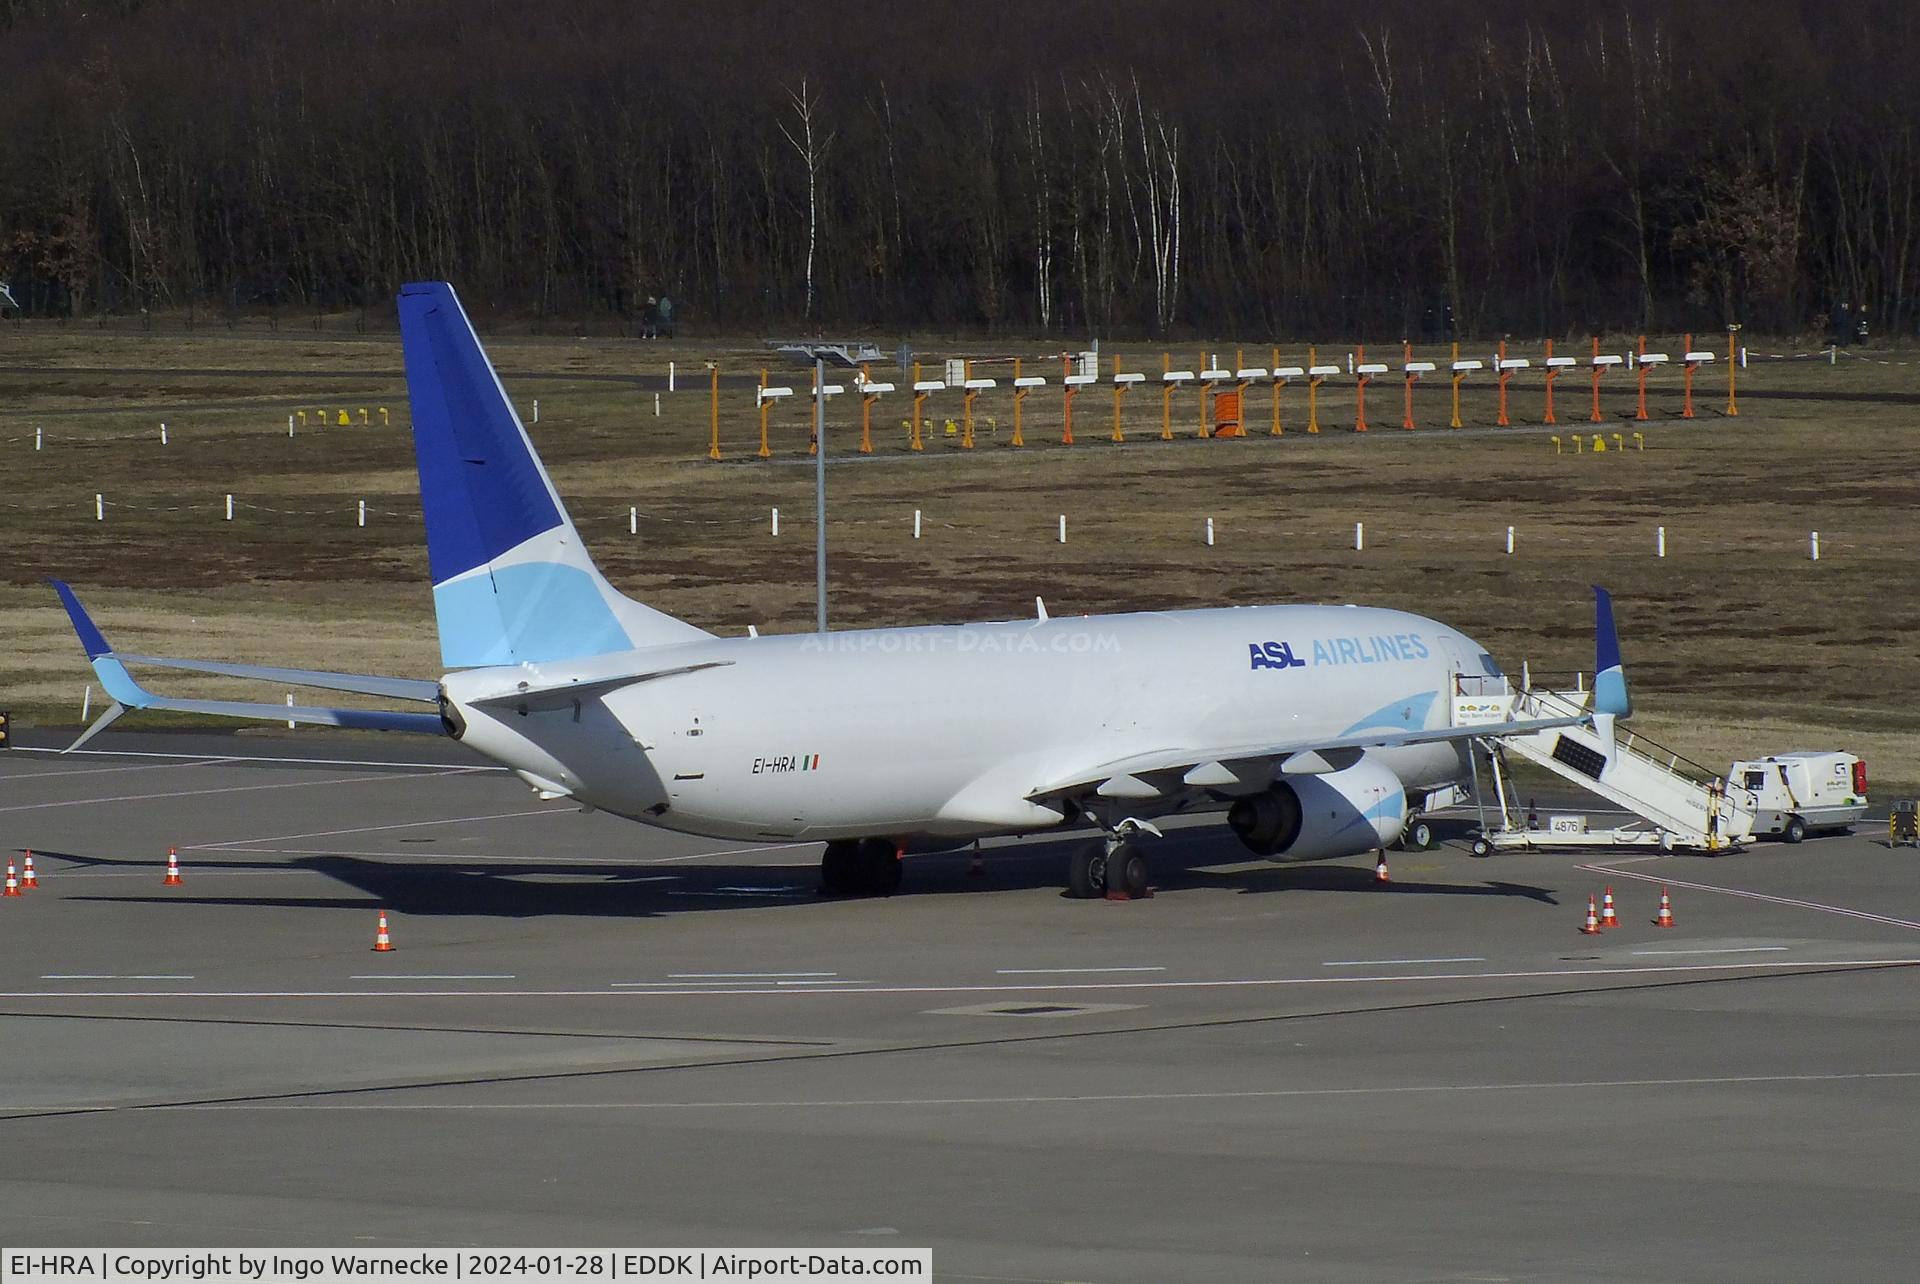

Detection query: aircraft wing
(1024, 714), (1585, 802)
(51, 580), (446, 749)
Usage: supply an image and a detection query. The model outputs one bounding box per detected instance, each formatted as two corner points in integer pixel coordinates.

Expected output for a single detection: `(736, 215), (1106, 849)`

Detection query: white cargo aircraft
(54, 281), (1628, 899)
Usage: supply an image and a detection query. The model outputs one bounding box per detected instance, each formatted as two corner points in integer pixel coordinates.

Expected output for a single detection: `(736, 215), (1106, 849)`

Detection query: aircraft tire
(1107, 842), (1149, 899)
(1067, 842), (1107, 899)
(858, 838), (902, 895)
(821, 840), (862, 895)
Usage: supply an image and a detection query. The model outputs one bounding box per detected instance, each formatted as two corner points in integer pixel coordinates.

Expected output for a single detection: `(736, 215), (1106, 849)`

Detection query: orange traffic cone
(1374, 852), (1391, 883)
(1599, 886), (1620, 929)
(1654, 886), (1676, 928)
(372, 910), (394, 952)
(1579, 895), (1601, 934)
(21, 852), (38, 889)
(2, 860), (19, 897)
(163, 847), (183, 886)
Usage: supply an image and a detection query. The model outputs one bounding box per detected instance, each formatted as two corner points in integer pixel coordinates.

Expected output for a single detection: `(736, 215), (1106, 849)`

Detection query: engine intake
(1227, 757), (1407, 861)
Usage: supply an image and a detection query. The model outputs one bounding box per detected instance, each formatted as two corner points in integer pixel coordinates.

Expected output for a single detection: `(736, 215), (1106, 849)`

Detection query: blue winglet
(49, 580), (153, 708)
(50, 578), (111, 659)
(1592, 585), (1632, 717)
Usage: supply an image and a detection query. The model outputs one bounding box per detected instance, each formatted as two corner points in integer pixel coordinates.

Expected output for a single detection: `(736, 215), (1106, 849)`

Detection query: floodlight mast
(770, 340), (883, 633)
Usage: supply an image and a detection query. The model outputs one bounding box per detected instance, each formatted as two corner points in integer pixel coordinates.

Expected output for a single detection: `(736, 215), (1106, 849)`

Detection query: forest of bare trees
(1, 0), (1917, 339)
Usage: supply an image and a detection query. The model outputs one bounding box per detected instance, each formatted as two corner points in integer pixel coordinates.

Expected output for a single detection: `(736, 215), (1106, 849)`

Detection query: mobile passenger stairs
(1450, 673), (1753, 855)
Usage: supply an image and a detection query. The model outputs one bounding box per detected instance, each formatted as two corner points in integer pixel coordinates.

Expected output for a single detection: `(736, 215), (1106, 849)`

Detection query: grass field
(3, 318), (1917, 790)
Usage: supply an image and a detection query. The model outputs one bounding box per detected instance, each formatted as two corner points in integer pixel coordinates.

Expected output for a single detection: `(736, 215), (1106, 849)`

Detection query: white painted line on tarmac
(775, 979), (873, 986)
(1583, 859), (1920, 932)
(996, 967), (1167, 974)
(114, 1068), (1920, 1113)
(1630, 946), (1790, 957)
(11, 745), (506, 772)
(0, 768), (482, 815)
(671, 972), (838, 978)
(349, 974), (516, 980)
(1323, 957), (1487, 967)
(7, 956), (1914, 1000)
(0, 756), (233, 781)
(610, 981), (769, 988)
(41, 974), (195, 980)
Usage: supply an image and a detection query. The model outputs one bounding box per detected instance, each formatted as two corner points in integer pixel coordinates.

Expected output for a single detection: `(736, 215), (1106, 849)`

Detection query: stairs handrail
(1516, 686), (1727, 787)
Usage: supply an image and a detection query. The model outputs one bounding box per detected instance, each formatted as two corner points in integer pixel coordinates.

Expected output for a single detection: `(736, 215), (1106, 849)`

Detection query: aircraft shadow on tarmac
(39, 830), (1559, 918)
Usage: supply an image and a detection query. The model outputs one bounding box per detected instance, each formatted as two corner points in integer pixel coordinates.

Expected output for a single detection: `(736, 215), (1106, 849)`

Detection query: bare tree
(778, 78), (832, 319)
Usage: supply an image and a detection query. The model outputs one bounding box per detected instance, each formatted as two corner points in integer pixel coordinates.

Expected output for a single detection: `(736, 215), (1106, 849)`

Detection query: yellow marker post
(1160, 352), (1175, 441)
(1270, 346), (1284, 437)
(910, 361), (927, 452)
(1449, 342), (1465, 429)
(710, 362), (723, 459)
(358, 407), (369, 425)
(1011, 358), (1027, 447)
(297, 411), (308, 428)
(1111, 355), (1126, 443)
(1612, 433), (1624, 452)
(756, 367), (772, 460)
(379, 407), (390, 427)
(961, 360), (978, 450)
(336, 410), (350, 426)
(1726, 324), (1741, 416)
(1307, 346), (1323, 434)
(1552, 436), (1562, 454)
(1196, 351), (1209, 439)
(859, 363), (876, 455)
(1633, 431), (1645, 451)
(1592, 434), (1606, 452)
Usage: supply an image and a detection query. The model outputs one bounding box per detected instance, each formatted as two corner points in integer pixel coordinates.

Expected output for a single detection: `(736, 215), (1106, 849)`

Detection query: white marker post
(629, 506), (638, 534)
(1058, 514), (1067, 544)
(357, 499), (367, 528)
(81, 684), (91, 721)
(288, 413), (295, 437)
(160, 422), (167, 445)
(35, 426), (42, 450)
(1506, 525), (1515, 554)
(286, 693), (295, 730)
(1811, 531), (1820, 561)
(1355, 521), (1365, 551)
(1657, 526), (1667, 558)
(532, 399), (539, 424)
(669, 361), (676, 392)
(913, 509), (922, 539)
(654, 393), (661, 416)
(1205, 517), (1215, 546)
(225, 494), (234, 521)
(771, 506), (779, 536)
(94, 493), (103, 521)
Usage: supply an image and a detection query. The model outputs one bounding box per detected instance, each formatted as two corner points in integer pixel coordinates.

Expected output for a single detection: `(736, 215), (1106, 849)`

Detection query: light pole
(771, 340), (885, 633)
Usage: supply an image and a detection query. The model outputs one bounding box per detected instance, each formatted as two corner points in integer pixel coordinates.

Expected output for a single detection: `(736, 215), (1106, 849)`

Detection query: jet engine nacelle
(1227, 757), (1407, 861)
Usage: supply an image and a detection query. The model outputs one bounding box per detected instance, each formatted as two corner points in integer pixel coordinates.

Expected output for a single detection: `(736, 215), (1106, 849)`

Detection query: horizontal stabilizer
(50, 580), (445, 738)
(118, 654), (440, 703)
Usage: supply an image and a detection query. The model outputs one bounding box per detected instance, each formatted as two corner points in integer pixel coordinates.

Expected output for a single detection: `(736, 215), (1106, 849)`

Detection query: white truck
(1728, 751), (1869, 843)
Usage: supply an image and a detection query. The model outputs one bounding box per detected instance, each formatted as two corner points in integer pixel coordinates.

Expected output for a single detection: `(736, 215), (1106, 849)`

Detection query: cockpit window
(1477, 653), (1505, 677)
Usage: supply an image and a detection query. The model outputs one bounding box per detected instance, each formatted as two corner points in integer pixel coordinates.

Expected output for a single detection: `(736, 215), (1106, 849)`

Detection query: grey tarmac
(2, 730), (1918, 1283)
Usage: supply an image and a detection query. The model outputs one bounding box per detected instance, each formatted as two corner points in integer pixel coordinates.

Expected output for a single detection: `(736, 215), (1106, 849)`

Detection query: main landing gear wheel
(1067, 841), (1108, 899)
(858, 837), (902, 895)
(1105, 840), (1150, 899)
(821, 839), (903, 896)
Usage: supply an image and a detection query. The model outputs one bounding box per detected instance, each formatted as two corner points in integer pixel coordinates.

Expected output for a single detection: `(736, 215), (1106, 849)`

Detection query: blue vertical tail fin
(1592, 586), (1632, 718)
(397, 282), (710, 668)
